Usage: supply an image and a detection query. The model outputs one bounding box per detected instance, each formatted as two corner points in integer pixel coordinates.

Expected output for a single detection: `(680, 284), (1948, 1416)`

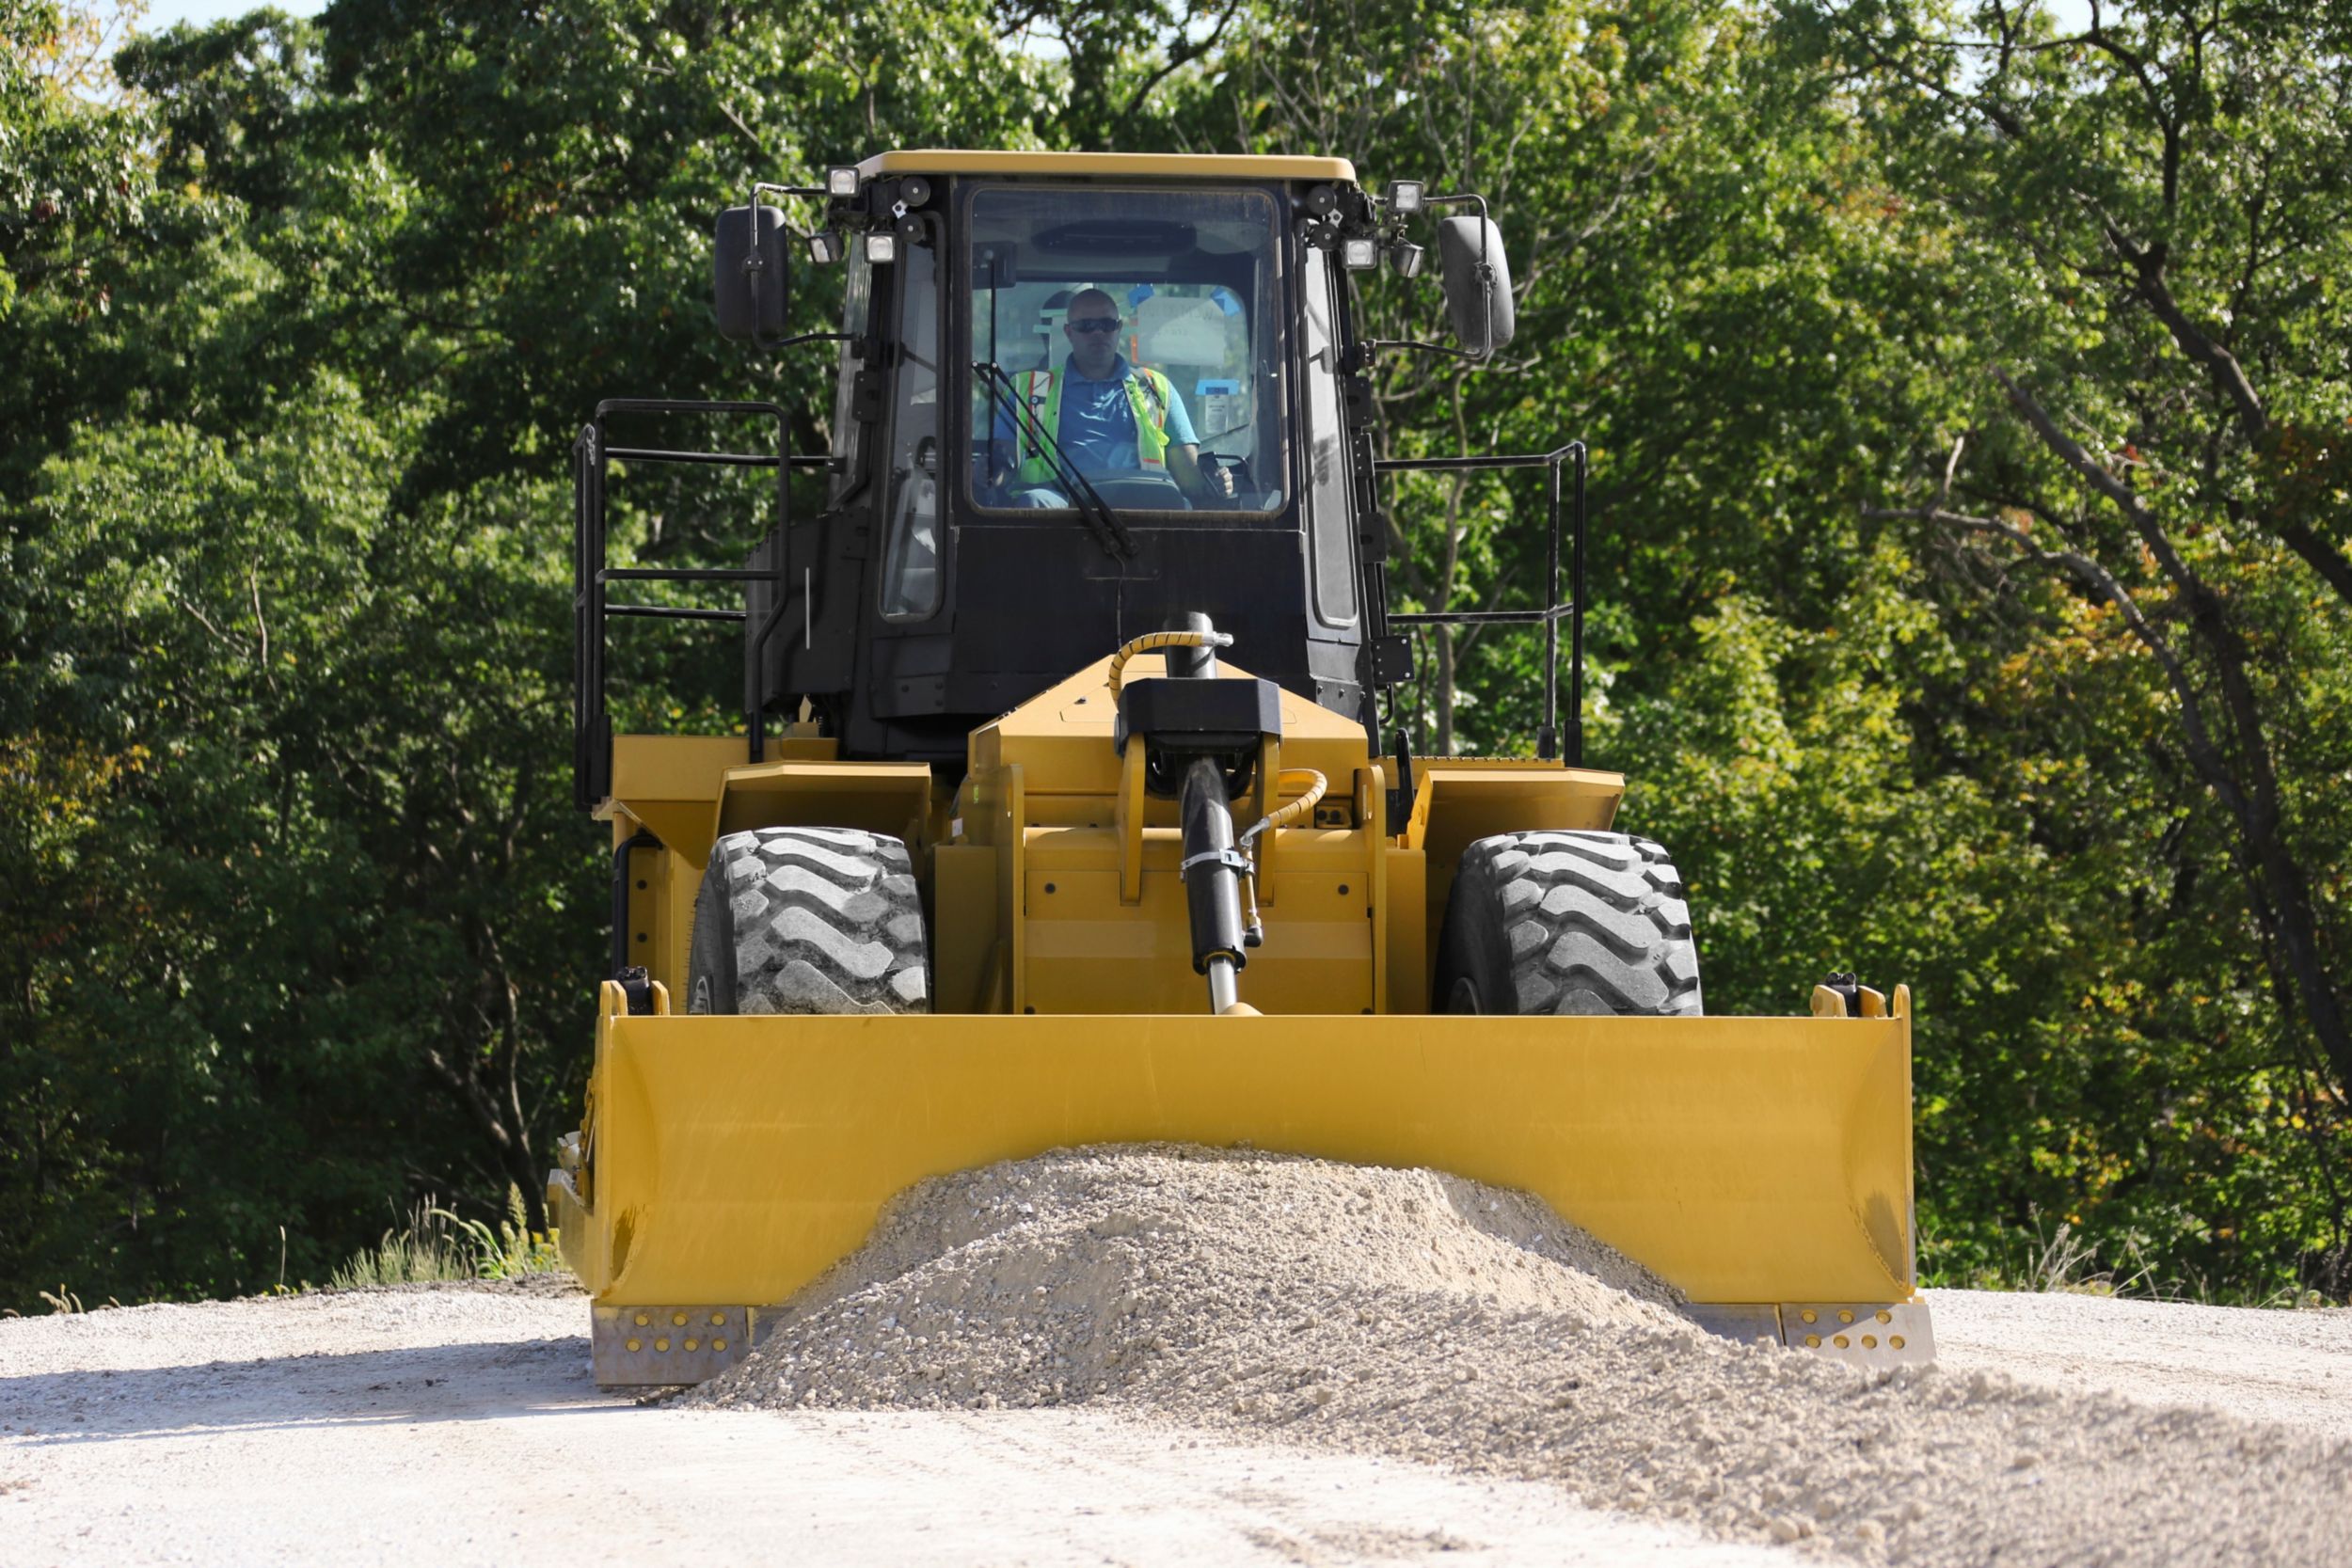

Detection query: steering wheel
(1200, 453), (1255, 499)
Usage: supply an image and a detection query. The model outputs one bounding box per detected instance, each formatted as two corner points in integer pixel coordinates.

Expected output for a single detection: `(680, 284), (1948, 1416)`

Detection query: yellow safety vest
(1013, 365), (1175, 484)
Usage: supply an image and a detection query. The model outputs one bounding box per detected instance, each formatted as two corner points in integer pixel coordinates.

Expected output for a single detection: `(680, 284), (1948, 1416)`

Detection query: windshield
(965, 185), (1287, 518)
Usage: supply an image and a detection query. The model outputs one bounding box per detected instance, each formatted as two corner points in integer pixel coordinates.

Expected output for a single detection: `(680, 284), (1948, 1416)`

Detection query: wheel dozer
(549, 150), (1929, 1386)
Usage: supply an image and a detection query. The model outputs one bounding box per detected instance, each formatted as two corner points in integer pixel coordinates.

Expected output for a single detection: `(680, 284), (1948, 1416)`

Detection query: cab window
(879, 240), (943, 620)
(963, 185), (1287, 518)
(1300, 245), (1358, 625)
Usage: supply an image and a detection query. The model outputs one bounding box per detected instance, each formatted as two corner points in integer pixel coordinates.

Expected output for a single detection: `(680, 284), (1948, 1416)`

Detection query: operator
(994, 288), (1235, 507)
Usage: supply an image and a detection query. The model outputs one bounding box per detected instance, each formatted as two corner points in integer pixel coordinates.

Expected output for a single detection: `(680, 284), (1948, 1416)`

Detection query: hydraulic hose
(1232, 769), (1328, 955)
(609, 830), (660, 978)
(1106, 626), (1233, 701)
(1238, 768), (1328, 849)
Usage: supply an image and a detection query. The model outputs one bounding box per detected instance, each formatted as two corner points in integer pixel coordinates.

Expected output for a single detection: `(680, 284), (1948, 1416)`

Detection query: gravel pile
(689, 1145), (2352, 1566)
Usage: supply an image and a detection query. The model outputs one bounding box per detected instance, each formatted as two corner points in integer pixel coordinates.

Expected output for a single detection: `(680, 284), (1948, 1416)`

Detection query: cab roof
(854, 150), (1358, 183)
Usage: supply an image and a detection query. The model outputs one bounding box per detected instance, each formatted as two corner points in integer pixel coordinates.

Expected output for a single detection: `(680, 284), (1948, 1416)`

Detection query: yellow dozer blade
(551, 979), (1927, 1385)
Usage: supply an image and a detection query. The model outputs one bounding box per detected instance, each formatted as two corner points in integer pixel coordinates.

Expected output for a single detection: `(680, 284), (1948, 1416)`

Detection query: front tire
(685, 827), (930, 1015)
(1435, 831), (1702, 1016)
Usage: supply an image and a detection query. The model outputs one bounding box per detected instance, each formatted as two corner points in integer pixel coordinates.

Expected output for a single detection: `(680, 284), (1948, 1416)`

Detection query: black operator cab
(573, 150), (1563, 808)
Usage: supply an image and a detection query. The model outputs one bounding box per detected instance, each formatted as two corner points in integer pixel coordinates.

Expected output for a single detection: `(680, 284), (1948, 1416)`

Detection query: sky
(139, 0), (324, 25)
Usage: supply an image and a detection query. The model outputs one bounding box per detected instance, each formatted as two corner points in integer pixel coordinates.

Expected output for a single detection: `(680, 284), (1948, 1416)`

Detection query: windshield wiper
(972, 360), (1135, 561)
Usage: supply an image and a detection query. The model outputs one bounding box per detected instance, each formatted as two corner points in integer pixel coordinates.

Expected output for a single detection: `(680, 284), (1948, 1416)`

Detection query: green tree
(0, 0), (1074, 1307)
(6, 0), (2344, 1308)
(1795, 0), (2352, 1290)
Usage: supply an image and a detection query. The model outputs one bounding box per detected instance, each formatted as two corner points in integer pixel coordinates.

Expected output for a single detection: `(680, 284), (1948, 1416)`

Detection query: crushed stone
(688, 1144), (2352, 1566)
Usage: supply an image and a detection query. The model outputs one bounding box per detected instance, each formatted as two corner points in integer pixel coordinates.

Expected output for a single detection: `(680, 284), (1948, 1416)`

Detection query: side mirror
(714, 203), (788, 342)
(1437, 216), (1515, 356)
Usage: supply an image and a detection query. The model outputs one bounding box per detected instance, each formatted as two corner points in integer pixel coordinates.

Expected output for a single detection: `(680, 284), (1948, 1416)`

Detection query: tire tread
(688, 827), (930, 1016)
(1441, 830), (1702, 1017)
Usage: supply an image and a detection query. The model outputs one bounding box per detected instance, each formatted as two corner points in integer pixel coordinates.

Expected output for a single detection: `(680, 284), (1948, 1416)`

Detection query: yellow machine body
(553, 651), (1930, 1385)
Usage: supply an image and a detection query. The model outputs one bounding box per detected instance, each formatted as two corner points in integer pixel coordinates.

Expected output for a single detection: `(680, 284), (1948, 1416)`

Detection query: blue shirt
(993, 355), (1198, 474)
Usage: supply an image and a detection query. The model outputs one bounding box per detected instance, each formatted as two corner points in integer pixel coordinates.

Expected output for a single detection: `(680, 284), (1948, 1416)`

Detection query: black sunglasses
(1066, 317), (1121, 334)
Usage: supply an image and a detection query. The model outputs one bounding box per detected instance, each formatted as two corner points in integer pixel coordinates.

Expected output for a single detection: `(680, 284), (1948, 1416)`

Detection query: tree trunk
(1990, 369), (2352, 1102)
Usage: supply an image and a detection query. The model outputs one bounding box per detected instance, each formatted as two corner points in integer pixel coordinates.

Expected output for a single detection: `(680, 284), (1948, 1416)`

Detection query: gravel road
(0, 1287), (1788, 1567)
(1926, 1287), (2352, 1439)
(3, 1208), (2346, 1567)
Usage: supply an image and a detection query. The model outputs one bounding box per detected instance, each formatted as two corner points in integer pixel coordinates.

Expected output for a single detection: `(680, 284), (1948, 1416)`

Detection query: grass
(1923, 1207), (2341, 1309)
(2017, 1212), (2156, 1297)
(326, 1184), (562, 1290)
(6, 1189), (563, 1312)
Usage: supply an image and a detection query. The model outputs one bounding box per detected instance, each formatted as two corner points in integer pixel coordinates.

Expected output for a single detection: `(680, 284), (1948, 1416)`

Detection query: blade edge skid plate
(554, 1009), (1915, 1310)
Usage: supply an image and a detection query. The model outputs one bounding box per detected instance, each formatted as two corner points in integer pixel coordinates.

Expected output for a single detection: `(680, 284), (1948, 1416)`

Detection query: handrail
(603, 446), (837, 470)
(1370, 441), (1585, 765)
(572, 401), (832, 810)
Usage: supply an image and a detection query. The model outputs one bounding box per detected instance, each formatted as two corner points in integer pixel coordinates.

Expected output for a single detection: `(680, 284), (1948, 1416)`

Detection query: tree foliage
(1786, 0), (2352, 1291)
(2, 0), (2344, 1307)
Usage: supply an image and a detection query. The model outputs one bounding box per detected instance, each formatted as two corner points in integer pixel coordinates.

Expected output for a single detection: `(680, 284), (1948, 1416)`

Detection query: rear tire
(685, 827), (930, 1015)
(1435, 831), (1702, 1016)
